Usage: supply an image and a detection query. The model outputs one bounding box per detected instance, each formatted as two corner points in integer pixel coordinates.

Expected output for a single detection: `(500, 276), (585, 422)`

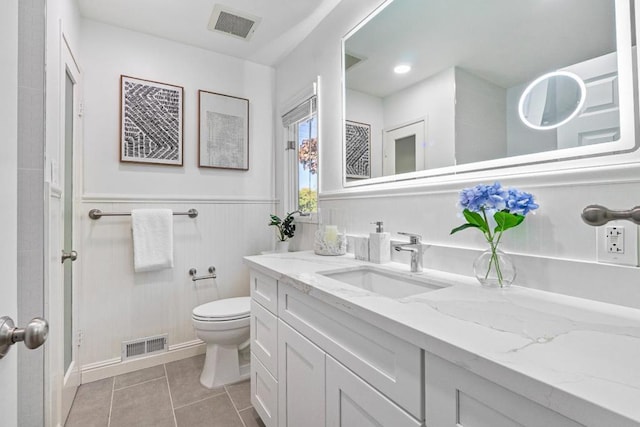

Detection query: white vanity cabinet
(425, 353), (583, 427)
(249, 268), (424, 427)
(326, 356), (422, 427)
(250, 271), (280, 427)
(278, 320), (325, 427)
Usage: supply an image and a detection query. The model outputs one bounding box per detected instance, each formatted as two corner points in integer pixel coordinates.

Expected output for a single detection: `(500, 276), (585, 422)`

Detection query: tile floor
(65, 354), (265, 427)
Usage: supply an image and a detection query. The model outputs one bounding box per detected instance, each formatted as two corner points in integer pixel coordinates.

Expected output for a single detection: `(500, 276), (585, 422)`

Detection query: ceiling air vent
(345, 53), (365, 71)
(207, 5), (262, 41)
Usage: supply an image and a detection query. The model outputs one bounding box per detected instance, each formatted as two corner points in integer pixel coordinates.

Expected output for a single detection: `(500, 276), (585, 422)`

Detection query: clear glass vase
(473, 248), (516, 288)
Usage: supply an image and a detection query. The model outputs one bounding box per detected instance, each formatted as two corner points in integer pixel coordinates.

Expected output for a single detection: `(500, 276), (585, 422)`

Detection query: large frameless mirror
(342, 0), (637, 186)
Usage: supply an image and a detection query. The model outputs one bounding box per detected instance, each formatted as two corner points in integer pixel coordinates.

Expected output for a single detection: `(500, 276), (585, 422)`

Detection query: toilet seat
(192, 296), (250, 322)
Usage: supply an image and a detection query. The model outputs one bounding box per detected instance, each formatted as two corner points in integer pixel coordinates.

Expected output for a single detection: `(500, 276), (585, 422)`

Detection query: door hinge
(287, 140), (296, 150)
(76, 329), (83, 347)
(78, 101), (84, 118)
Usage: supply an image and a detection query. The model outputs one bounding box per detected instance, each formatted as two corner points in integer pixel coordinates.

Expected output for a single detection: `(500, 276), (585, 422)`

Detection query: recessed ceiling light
(394, 64), (411, 74)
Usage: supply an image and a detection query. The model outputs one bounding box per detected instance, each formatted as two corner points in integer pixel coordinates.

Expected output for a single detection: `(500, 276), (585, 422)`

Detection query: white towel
(131, 209), (174, 272)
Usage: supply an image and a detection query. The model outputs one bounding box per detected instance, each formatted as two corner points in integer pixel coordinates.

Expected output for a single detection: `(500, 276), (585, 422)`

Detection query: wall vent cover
(345, 53), (365, 71)
(207, 5), (262, 41)
(121, 334), (168, 361)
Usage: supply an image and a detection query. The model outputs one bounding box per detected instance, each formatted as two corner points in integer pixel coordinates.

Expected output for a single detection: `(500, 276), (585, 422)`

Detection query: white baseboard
(80, 340), (206, 384)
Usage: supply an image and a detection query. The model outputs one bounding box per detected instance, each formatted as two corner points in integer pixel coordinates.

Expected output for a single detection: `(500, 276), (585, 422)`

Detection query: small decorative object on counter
(314, 208), (347, 256)
(269, 210), (301, 253)
(450, 182), (539, 288)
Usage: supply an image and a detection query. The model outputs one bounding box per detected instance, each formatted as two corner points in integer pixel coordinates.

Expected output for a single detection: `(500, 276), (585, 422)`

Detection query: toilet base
(200, 343), (250, 389)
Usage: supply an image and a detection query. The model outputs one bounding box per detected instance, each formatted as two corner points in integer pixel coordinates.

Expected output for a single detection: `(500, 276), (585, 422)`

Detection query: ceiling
(346, 0), (617, 98)
(77, 0), (342, 66)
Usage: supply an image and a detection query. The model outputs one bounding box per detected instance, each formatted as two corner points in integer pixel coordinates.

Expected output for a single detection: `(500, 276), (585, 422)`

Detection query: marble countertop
(244, 251), (640, 427)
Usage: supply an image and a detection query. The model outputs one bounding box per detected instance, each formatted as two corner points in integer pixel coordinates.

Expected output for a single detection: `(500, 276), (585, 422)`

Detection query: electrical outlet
(606, 226), (624, 253)
(597, 221), (639, 266)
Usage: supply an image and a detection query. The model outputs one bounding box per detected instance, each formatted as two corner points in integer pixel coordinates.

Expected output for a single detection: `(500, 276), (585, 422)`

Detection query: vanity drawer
(278, 284), (423, 420)
(251, 352), (278, 427)
(251, 299), (278, 377)
(250, 271), (278, 314)
(426, 353), (583, 427)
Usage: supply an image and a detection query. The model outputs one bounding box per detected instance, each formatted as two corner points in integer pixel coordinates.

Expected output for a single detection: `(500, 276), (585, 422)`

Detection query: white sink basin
(319, 266), (443, 299)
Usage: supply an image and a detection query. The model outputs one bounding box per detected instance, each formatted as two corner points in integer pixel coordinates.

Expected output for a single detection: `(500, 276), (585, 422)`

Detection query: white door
(0, 0), (19, 424)
(557, 52), (621, 148)
(60, 37), (82, 422)
(382, 121), (425, 176)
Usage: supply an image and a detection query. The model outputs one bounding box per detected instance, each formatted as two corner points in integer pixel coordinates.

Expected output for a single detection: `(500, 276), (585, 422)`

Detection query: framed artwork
(198, 90), (250, 170)
(120, 75), (184, 166)
(345, 120), (371, 178)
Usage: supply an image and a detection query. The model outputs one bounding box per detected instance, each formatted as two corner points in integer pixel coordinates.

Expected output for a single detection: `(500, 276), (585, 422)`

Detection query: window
(283, 96), (318, 215)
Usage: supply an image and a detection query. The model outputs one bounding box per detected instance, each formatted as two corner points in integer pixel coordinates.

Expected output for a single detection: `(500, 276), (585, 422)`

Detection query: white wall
(455, 67), (507, 164)
(382, 68), (456, 170)
(276, 0), (640, 310)
(81, 20), (275, 198)
(77, 20), (276, 373)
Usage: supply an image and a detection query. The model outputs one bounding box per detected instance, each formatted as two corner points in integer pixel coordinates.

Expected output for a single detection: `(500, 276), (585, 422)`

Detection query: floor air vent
(207, 5), (261, 41)
(121, 334), (168, 361)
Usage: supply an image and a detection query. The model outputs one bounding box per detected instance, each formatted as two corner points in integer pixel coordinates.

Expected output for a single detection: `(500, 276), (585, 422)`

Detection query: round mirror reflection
(518, 71), (586, 130)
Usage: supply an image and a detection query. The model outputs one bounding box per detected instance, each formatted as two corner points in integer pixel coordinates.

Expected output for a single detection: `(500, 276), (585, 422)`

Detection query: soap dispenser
(369, 221), (391, 264)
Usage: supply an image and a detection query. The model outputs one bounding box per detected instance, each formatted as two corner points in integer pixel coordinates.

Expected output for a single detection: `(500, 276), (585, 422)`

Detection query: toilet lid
(192, 297), (251, 320)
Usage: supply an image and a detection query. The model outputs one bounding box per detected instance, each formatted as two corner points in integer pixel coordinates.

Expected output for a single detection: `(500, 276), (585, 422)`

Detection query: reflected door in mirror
(383, 121), (425, 176)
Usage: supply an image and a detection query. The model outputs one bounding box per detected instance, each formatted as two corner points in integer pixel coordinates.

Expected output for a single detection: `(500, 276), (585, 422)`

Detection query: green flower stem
(481, 208), (505, 287)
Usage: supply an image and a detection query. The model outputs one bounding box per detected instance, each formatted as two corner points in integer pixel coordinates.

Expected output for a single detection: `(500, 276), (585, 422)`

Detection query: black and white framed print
(198, 90), (250, 170)
(120, 75), (184, 166)
(345, 120), (371, 179)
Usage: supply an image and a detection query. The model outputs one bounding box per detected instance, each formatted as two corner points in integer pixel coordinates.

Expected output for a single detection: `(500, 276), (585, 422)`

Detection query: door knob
(0, 316), (49, 359)
(61, 250), (78, 263)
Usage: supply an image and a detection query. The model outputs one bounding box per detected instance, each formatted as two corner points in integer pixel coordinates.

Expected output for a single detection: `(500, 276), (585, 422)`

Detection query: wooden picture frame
(345, 120), (371, 178)
(198, 90), (250, 170)
(120, 75), (184, 166)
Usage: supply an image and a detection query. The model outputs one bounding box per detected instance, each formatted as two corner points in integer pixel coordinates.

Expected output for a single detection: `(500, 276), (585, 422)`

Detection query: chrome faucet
(393, 232), (423, 273)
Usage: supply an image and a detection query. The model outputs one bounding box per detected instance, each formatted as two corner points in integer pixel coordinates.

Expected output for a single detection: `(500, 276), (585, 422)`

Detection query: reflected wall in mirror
(343, 0), (635, 185)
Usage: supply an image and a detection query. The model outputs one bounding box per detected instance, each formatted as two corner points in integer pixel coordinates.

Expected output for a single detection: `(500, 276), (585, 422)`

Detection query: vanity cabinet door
(426, 353), (583, 427)
(277, 320), (325, 427)
(251, 353), (278, 427)
(326, 356), (421, 427)
(251, 299), (278, 377)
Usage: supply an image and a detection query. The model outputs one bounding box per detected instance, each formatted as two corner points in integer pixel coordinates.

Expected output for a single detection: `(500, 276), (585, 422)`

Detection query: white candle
(324, 225), (338, 244)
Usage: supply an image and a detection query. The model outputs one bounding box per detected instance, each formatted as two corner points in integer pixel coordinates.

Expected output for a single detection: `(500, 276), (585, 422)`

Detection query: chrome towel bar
(189, 266), (216, 282)
(88, 208), (198, 220)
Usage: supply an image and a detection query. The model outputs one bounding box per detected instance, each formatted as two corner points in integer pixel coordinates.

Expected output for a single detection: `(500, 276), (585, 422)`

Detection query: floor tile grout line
(172, 391), (227, 411)
(225, 385), (248, 427)
(164, 364), (179, 427)
(113, 374), (167, 392)
(107, 377), (115, 427)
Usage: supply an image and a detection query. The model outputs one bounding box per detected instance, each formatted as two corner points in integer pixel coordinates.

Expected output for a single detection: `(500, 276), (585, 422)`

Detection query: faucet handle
(398, 232), (422, 244)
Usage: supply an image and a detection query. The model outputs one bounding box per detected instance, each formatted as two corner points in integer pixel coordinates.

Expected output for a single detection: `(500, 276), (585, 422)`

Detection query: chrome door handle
(61, 250), (78, 263)
(0, 316), (49, 359)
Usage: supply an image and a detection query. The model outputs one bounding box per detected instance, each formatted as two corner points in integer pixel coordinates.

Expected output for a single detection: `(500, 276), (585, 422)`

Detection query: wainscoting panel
(78, 198), (276, 373)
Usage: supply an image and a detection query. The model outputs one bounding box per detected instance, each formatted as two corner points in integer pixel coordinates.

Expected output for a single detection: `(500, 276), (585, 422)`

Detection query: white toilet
(192, 296), (251, 389)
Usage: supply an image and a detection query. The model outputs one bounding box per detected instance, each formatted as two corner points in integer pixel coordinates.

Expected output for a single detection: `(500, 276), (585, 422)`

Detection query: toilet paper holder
(189, 266), (217, 282)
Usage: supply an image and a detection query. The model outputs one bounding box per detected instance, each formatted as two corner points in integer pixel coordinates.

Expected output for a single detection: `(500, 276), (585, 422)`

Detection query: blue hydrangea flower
(505, 188), (539, 216)
(458, 182), (508, 213)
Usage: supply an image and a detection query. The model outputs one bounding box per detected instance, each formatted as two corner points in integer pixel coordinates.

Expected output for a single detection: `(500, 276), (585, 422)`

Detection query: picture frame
(120, 75), (184, 166)
(198, 90), (250, 170)
(345, 120), (371, 179)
